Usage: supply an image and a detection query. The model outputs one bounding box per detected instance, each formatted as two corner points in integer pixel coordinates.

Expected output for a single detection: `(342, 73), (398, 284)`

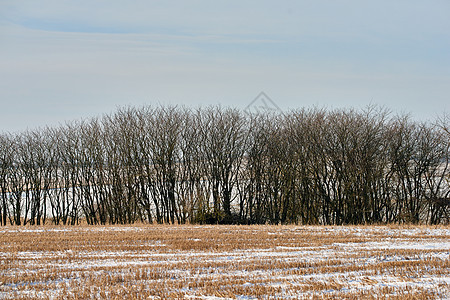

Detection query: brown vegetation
(0, 225), (448, 299)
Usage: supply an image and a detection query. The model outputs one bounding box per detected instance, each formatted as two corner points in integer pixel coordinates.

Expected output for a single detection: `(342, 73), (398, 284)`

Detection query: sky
(1, 0), (449, 133)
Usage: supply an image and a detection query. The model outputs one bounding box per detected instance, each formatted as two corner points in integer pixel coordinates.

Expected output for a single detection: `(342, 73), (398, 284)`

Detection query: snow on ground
(0, 226), (449, 299)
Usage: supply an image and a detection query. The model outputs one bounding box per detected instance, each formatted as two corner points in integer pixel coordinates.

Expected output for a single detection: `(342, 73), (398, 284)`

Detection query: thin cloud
(0, 0), (449, 132)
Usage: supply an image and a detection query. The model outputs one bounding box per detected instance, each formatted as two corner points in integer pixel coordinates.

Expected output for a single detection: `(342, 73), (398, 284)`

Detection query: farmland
(0, 225), (449, 299)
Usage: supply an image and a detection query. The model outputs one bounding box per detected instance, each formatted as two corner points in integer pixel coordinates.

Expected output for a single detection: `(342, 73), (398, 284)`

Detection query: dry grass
(0, 225), (449, 299)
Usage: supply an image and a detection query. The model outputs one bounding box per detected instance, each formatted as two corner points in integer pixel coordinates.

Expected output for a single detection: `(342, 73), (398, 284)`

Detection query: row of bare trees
(0, 106), (449, 225)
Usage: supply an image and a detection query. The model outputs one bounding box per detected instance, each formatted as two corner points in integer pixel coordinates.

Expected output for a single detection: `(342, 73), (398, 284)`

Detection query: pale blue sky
(1, 0), (449, 132)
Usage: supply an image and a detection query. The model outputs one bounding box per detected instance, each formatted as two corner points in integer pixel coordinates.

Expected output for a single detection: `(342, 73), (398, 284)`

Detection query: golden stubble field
(0, 225), (449, 299)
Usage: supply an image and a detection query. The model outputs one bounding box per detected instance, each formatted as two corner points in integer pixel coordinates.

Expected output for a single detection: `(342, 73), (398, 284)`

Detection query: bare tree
(1, 104), (448, 225)
(196, 107), (248, 223)
(0, 134), (14, 225)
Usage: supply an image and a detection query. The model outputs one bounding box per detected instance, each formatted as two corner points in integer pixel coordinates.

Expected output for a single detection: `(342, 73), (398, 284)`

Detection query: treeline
(0, 106), (449, 226)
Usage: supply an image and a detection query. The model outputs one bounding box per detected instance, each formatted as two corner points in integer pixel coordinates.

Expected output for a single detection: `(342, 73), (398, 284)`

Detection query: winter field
(0, 225), (449, 299)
